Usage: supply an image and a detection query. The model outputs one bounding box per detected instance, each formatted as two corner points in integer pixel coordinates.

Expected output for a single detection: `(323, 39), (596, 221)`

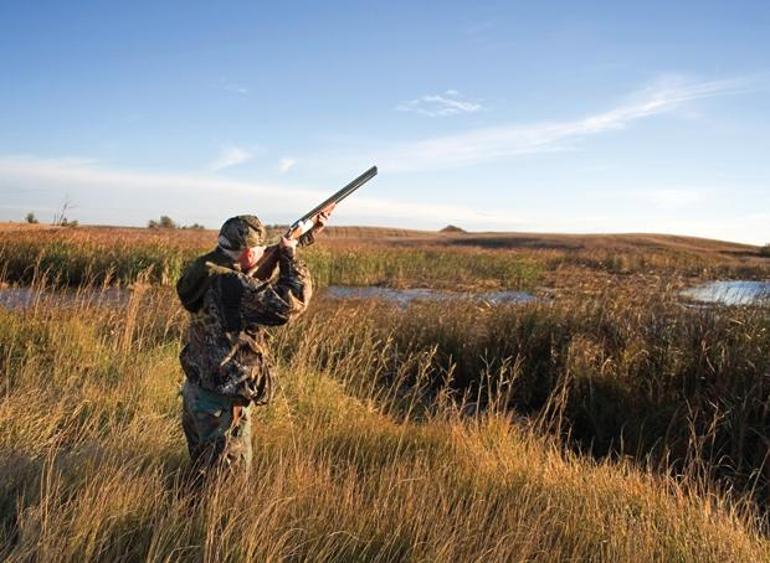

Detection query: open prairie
(4, 0), (769, 559)
(0, 224), (769, 561)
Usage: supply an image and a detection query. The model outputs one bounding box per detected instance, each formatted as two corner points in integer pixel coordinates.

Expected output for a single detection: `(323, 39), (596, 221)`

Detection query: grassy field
(1, 224), (770, 561)
(0, 226), (543, 290)
(1, 223), (768, 290)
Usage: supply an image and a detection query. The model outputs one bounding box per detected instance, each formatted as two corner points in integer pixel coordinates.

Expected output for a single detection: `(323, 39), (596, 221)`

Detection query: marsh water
(1, 281), (768, 310)
(325, 286), (537, 306)
(680, 281), (770, 306)
(0, 285), (536, 310)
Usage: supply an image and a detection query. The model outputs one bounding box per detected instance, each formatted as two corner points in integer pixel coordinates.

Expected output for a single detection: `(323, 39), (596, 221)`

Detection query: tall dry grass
(278, 291), (770, 507)
(0, 230), (541, 290)
(3, 226), (768, 292)
(0, 281), (769, 561)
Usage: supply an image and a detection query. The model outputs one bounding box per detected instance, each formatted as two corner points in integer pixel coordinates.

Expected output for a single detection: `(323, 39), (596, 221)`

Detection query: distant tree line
(147, 216), (205, 230)
(761, 244), (770, 257)
(24, 211), (78, 227)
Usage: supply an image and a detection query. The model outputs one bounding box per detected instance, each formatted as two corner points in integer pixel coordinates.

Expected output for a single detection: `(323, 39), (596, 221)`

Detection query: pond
(681, 281), (770, 306)
(325, 286), (537, 306)
(0, 285), (537, 311)
(3, 282), (767, 311)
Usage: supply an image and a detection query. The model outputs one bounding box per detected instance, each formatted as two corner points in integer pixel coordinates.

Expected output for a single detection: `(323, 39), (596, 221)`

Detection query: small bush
(25, 212), (38, 224)
(148, 216), (177, 229)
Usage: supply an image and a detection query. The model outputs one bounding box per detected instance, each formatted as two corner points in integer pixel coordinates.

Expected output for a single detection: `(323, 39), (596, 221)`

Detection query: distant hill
(0, 222), (761, 258)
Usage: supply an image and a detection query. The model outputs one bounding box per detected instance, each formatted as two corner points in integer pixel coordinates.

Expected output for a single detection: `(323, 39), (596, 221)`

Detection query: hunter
(175, 212), (329, 474)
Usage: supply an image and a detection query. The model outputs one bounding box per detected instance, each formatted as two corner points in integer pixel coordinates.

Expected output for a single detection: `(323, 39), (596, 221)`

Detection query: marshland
(1, 224), (769, 561)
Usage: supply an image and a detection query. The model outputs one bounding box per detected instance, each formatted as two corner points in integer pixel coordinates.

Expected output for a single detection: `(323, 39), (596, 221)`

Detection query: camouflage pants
(181, 380), (252, 474)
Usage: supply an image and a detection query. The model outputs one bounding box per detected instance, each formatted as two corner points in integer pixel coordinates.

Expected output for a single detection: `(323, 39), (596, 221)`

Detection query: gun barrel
(292, 166), (378, 228)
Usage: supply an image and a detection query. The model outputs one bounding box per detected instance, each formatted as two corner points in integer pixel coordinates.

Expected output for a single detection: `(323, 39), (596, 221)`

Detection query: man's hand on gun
(313, 204), (335, 235)
(280, 204), (334, 251)
(250, 167), (372, 281)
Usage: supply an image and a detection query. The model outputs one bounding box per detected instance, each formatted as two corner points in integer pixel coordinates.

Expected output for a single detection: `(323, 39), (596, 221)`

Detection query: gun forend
(289, 166), (378, 233)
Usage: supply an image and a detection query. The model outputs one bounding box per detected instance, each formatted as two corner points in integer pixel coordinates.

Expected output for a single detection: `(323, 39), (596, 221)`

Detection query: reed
(276, 292), (770, 506)
(3, 227), (769, 294)
(2, 227), (770, 560)
(0, 281), (769, 560)
(0, 230), (542, 290)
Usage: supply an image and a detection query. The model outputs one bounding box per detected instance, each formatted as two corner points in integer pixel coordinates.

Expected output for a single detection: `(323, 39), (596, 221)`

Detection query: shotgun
(249, 166), (378, 280)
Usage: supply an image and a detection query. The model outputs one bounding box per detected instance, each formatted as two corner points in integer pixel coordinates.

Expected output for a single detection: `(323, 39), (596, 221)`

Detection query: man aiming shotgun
(176, 166), (377, 475)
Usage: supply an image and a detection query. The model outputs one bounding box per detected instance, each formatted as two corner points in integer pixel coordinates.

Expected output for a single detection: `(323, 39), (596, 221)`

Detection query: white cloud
(342, 75), (755, 173)
(638, 189), (704, 209)
(209, 146), (253, 171)
(0, 154), (519, 230)
(514, 209), (769, 247)
(0, 154), (284, 198)
(593, 186), (712, 211)
(396, 90), (483, 117)
(278, 157), (296, 173)
(334, 194), (522, 226)
(0, 154), (766, 244)
(0, 75), (763, 243)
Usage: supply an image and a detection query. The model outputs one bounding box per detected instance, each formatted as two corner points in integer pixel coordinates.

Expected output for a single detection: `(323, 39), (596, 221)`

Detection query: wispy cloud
(596, 185), (710, 210)
(637, 188), (704, 210)
(352, 75), (754, 172)
(1, 154), (767, 244)
(0, 154), (517, 229)
(396, 90), (483, 117)
(223, 83), (248, 95)
(209, 146), (253, 171)
(278, 157), (296, 173)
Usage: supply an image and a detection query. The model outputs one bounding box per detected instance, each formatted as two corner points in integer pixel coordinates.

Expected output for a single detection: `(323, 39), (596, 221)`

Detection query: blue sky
(1, 1), (768, 243)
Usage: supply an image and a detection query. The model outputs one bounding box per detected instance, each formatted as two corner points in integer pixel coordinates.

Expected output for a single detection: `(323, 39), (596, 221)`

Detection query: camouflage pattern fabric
(218, 214), (266, 250)
(176, 244), (312, 471)
(176, 247), (236, 313)
(182, 379), (252, 471)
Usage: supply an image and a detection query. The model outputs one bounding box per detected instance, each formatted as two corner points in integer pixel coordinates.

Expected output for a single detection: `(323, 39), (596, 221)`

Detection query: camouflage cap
(218, 215), (266, 251)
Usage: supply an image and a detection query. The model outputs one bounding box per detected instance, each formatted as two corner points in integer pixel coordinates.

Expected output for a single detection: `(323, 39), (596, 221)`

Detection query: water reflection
(325, 286), (536, 306)
(681, 281), (770, 306)
(0, 285), (534, 311)
(3, 281), (766, 311)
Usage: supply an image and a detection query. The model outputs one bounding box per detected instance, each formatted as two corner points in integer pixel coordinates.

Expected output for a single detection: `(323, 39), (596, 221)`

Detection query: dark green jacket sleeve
(221, 247), (312, 328)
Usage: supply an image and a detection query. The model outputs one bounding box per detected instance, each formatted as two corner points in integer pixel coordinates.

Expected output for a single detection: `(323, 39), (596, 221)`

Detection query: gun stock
(250, 245), (280, 280)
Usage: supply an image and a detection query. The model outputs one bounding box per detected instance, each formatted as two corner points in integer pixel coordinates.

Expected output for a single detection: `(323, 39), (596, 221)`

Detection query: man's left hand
(314, 204), (335, 234)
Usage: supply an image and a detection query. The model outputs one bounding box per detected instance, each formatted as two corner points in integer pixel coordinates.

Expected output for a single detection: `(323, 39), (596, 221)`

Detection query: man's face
(238, 245), (265, 271)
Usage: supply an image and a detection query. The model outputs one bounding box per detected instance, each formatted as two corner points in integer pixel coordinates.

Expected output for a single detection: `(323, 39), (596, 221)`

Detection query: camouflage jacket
(176, 246), (312, 404)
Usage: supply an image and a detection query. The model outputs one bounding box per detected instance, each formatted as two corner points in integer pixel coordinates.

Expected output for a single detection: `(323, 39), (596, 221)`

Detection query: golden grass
(0, 285), (769, 561)
(0, 229), (543, 290)
(1, 227), (769, 560)
(1, 224), (767, 290)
